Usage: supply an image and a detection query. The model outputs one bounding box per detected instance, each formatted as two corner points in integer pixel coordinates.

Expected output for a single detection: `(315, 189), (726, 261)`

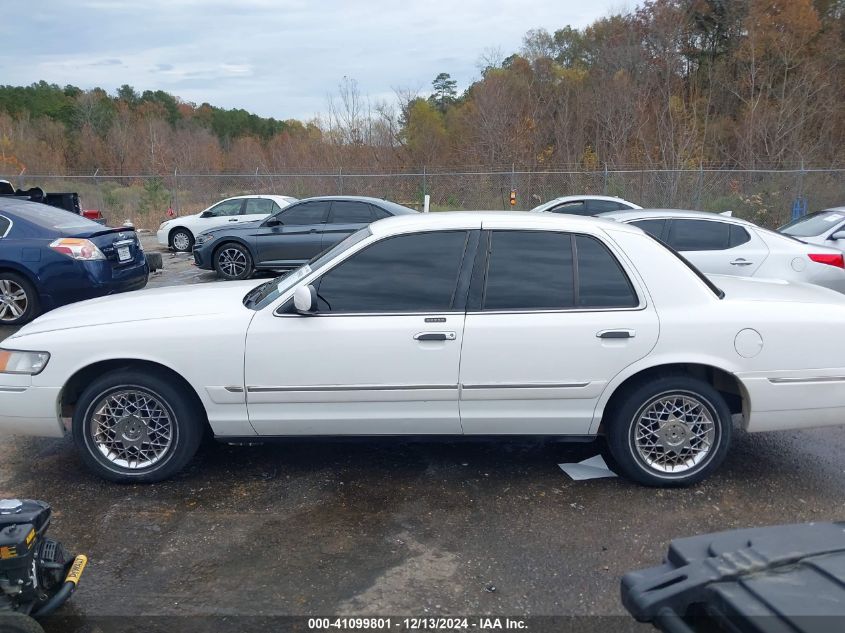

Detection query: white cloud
(0, 0), (623, 119)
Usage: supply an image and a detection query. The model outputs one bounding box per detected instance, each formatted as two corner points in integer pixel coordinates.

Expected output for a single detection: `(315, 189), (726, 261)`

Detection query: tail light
(809, 253), (845, 268)
(49, 238), (106, 261)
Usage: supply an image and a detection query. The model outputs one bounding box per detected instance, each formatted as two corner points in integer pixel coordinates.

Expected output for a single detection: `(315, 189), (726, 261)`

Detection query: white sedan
(601, 209), (845, 293)
(157, 195), (298, 252)
(530, 195), (642, 215)
(3, 212), (845, 487)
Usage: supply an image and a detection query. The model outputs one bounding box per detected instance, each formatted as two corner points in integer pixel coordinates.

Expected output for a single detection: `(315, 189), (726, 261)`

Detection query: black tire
(72, 368), (205, 483)
(0, 272), (40, 325)
(0, 614), (46, 633)
(213, 242), (254, 280)
(169, 228), (194, 252)
(605, 375), (732, 487)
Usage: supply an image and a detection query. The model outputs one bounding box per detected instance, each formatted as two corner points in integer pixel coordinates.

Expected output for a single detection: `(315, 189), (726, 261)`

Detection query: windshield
(646, 234), (724, 299)
(780, 210), (845, 237)
(244, 227), (372, 310)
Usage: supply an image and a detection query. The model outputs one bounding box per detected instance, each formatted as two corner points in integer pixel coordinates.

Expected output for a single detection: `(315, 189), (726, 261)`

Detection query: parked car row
(190, 196), (417, 279)
(156, 194), (299, 252)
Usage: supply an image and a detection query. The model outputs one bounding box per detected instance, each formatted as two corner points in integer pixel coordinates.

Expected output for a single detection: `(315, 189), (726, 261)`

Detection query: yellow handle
(65, 554), (88, 586)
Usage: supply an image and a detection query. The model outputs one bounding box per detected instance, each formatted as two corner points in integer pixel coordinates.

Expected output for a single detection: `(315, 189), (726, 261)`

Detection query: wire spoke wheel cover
(631, 391), (717, 475)
(89, 388), (175, 470)
(0, 278), (28, 322)
(218, 247), (247, 277)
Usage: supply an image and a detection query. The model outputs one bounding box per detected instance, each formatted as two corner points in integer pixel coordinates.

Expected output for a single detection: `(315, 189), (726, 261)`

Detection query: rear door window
(329, 201), (375, 224)
(279, 201), (330, 225)
(630, 219), (666, 239)
(483, 231), (575, 310)
(666, 219), (731, 251)
(587, 199), (628, 213)
(244, 198), (276, 215)
(482, 231), (637, 310)
(0, 216), (9, 237)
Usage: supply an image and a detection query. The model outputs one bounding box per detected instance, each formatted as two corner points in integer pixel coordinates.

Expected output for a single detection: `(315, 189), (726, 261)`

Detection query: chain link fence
(4, 168), (844, 231)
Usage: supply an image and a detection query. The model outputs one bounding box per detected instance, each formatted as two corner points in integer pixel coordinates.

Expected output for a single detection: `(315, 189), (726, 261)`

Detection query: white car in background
(601, 209), (845, 293)
(4, 212), (845, 488)
(530, 195), (642, 215)
(779, 207), (845, 252)
(157, 195), (298, 252)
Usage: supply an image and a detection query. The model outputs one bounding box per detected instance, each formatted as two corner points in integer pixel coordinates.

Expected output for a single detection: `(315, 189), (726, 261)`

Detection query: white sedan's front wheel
(605, 376), (732, 487)
(72, 369), (205, 483)
(170, 228), (194, 252)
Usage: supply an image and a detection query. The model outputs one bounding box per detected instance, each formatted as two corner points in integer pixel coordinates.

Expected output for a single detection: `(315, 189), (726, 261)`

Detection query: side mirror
(265, 217), (282, 227)
(293, 285), (317, 314)
(831, 231), (845, 241)
(200, 211), (213, 218)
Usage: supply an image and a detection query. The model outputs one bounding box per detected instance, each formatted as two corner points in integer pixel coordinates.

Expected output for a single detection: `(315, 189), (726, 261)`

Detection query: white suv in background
(530, 195), (642, 215)
(602, 209), (845, 293)
(157, 195), (298, 252)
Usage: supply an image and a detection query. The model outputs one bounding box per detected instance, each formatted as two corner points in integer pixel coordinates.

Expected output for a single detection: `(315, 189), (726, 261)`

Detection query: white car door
(188, 198), (245, 234)
(667, 219), (768, 277)
(243, 229), (477, 435)
(242, 197), (278, 224)
(458, 228), (659, 435)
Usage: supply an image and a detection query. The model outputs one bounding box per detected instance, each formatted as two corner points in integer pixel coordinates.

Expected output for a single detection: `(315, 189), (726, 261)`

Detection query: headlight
(196, 234), (216, 246)
(49, 238), (106, 261)
(0, 349), (50, 375)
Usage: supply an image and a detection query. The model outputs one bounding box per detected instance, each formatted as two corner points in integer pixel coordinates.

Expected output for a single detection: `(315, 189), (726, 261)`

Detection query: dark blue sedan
(0, 199), (148, 325)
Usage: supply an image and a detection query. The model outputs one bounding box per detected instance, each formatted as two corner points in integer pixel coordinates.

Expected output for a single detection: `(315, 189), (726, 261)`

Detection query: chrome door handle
(414, 331), (457, 341)
(597, 329), (635, 339)
(730, 258), (753, 266)
(228, 218), (238, 222)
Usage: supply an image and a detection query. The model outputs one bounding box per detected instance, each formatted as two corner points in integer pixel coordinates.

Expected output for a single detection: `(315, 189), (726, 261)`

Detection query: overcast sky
(4, 0), (628, 121)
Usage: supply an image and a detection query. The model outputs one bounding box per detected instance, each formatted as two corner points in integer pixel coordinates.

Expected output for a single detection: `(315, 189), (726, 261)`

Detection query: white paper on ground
(558, 454), (618, 480)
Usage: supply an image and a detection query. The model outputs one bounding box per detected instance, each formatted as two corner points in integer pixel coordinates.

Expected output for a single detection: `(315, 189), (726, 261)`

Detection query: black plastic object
(621, 522), (845, 633)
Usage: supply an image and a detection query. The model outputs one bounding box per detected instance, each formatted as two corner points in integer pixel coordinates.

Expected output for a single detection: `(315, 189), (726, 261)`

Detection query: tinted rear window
(484, 231), (575, 310)
(0, 216), (9, 237)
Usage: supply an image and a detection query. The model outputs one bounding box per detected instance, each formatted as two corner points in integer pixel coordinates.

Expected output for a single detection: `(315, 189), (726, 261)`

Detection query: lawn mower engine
(0, 499), (86, 623)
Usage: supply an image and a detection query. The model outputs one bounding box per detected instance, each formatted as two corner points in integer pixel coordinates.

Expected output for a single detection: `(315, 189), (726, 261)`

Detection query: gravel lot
(2, 236), (845, 631)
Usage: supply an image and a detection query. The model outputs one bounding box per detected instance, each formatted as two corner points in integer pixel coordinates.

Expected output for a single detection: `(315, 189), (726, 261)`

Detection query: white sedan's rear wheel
(606, 376), (732, 487)
(72, 369), (204, 483)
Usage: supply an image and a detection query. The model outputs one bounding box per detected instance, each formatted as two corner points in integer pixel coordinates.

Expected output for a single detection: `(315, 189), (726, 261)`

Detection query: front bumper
(0, 382), (65, 437)
(192, 244), (214, 270)
(156, 227), (170, 247)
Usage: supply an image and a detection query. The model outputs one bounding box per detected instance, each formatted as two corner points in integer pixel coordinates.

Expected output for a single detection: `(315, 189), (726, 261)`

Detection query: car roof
(293, 195), (417, 215)
(368, 210), (643, 236)
(224, 194), (297, 201)
(599, 208), (755, 226)
(531, 195), (642, 210)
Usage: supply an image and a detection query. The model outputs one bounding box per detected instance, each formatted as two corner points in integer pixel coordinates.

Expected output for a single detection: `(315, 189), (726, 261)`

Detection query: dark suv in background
(192, 196), (417, 280)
